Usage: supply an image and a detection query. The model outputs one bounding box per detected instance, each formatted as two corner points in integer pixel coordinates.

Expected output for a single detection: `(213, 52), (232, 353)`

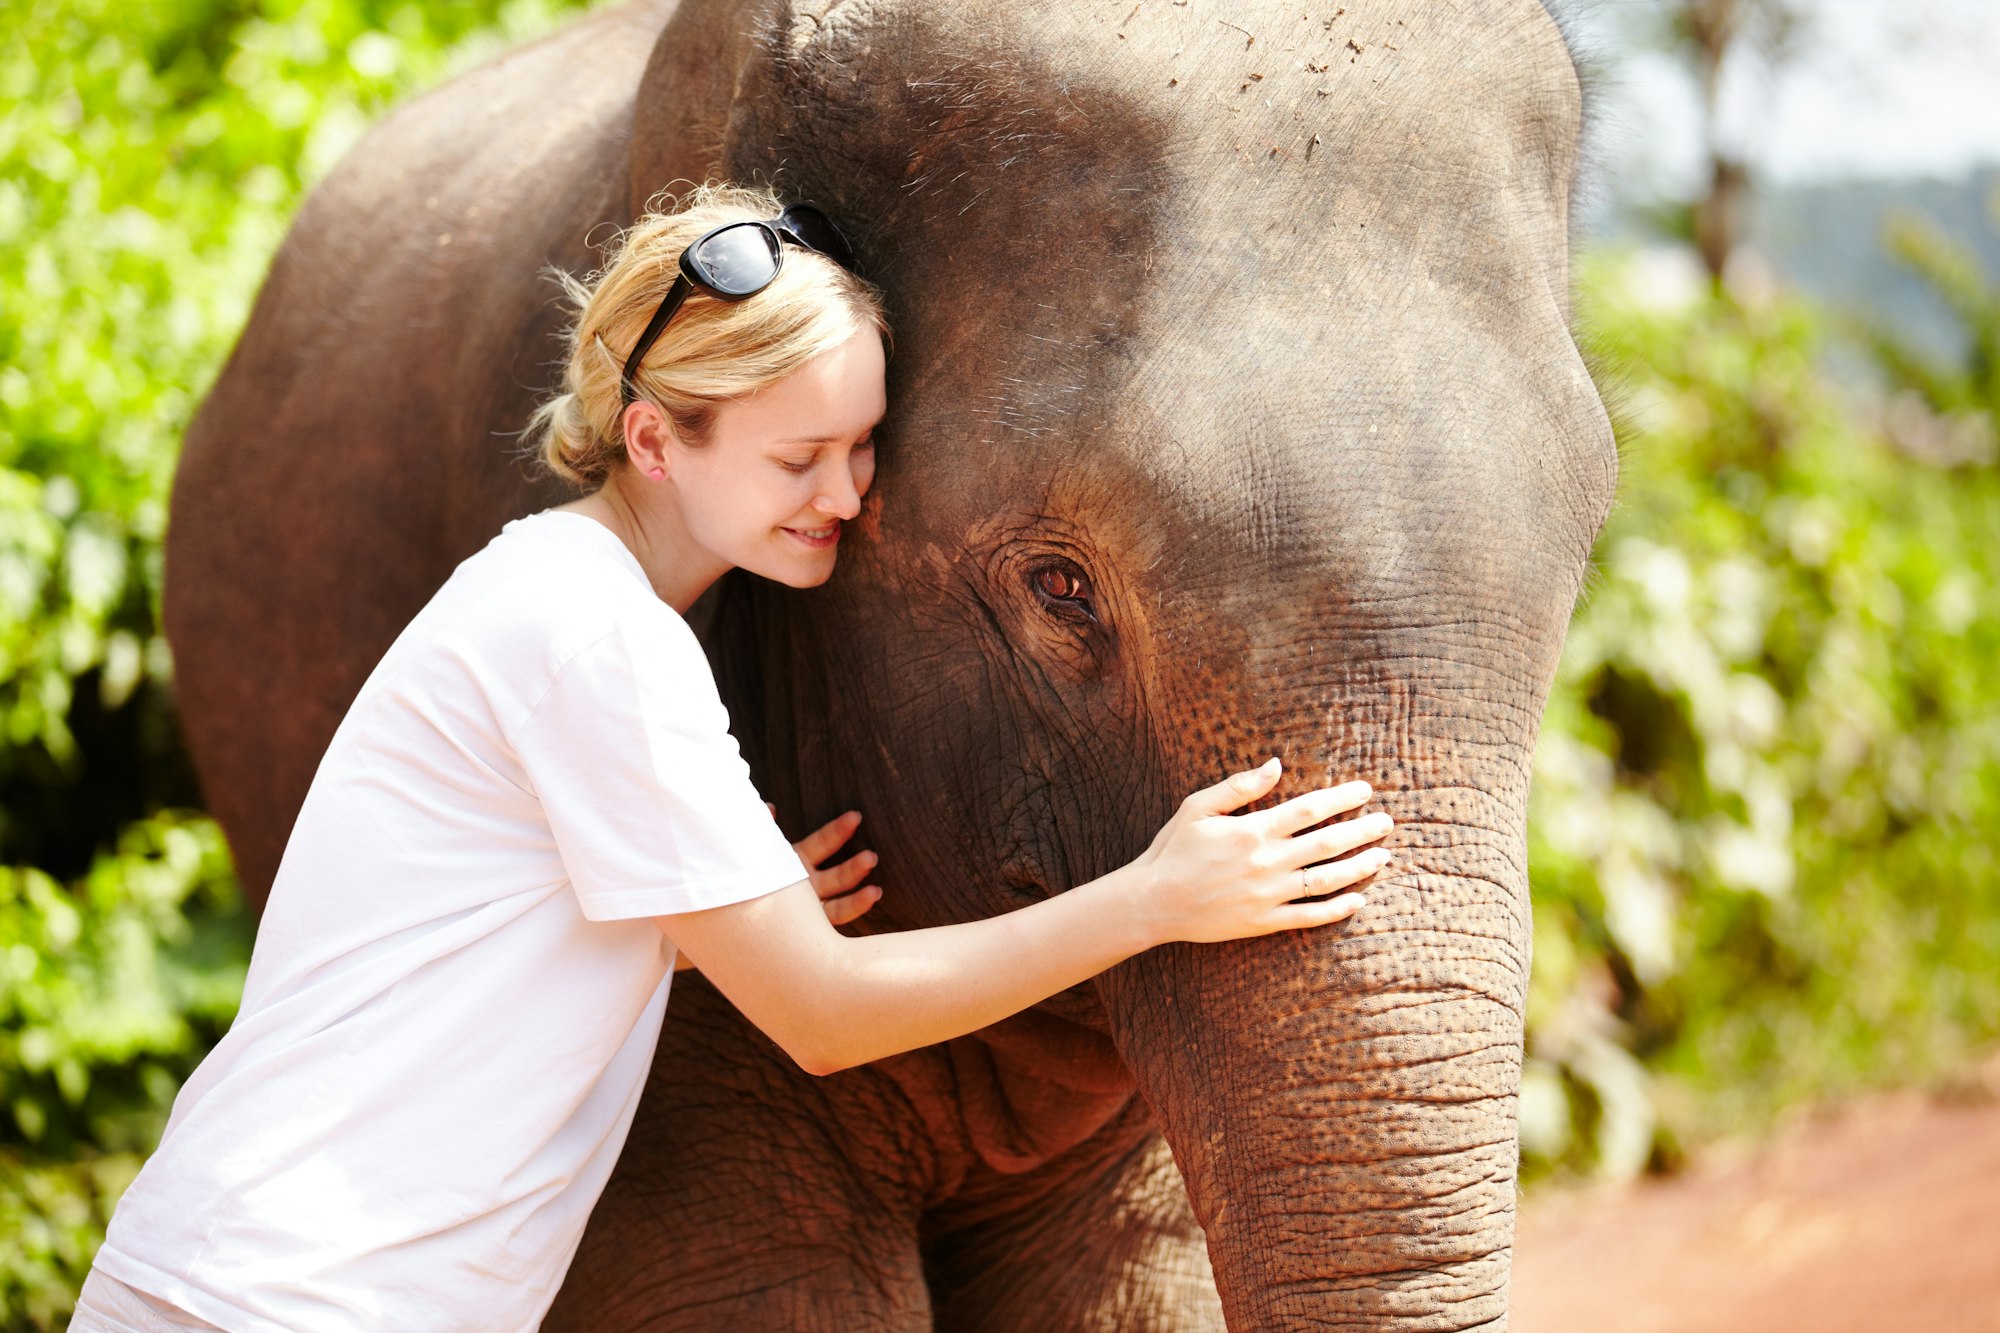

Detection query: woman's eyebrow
(774, 416), (885, 446)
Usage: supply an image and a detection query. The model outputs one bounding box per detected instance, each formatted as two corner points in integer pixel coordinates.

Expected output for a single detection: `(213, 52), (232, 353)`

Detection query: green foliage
(1, 0), (601, 1321)
(1, 0), (608, 785)
(0, 814), (246, 1330)
(1521, 248), (2000, 1181)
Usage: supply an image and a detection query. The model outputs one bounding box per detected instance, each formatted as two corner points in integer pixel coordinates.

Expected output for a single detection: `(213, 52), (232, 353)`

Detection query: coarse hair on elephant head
(523, 180), (892, 491)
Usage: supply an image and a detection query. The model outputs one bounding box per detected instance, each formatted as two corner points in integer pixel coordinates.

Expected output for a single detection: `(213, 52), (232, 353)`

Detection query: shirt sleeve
(509, 612), (809, 921)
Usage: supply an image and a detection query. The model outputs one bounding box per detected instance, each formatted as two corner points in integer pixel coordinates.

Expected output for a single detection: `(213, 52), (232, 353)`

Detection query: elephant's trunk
(1098, 715), (1536, 1327)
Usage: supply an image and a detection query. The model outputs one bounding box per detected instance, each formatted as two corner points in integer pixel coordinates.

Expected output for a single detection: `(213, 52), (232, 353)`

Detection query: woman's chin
(742, 550), (837, 589)
(777, 564), (836, 589)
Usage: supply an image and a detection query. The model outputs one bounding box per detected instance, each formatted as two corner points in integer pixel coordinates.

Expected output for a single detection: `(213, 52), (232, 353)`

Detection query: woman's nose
(812, 475), (862, 521)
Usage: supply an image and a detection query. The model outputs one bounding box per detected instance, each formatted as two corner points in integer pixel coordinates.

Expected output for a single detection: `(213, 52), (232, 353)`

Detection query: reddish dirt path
(1511, 1065), (2000, 1332)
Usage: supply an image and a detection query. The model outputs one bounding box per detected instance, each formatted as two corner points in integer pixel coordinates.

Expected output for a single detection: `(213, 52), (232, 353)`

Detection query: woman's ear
(622, 400), (674, 480)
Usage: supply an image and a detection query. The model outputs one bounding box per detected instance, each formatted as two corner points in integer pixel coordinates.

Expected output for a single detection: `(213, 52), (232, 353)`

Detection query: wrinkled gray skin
(165, 0), (1614, 1325)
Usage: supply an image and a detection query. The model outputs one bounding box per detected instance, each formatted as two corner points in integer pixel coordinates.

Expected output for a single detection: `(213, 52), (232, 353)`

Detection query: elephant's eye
(1035, 568), (1084, 600)
(1029, 561), (1096, 623)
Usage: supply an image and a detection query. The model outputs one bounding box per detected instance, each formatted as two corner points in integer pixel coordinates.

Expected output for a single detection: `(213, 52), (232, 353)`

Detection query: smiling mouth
(783, 523), (840, 550)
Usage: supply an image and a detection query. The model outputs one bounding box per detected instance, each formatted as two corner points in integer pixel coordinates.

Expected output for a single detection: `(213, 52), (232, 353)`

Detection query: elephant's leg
(920, 1100), (1224, 1333)
(547, 976), (935, 1332)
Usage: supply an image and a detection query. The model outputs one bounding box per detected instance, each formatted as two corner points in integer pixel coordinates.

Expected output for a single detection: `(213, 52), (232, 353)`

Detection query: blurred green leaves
(0, 814), (245, 1329)
(1522, 242), (2000, 1181)
(2, 0), (608, 777)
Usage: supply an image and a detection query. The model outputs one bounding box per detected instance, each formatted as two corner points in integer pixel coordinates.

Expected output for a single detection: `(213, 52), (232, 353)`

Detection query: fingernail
(1263, 756), (1282, 772)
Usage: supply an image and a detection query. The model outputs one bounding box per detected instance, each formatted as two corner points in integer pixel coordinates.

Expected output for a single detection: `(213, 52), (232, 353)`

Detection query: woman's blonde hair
(526, 182), (891, 491)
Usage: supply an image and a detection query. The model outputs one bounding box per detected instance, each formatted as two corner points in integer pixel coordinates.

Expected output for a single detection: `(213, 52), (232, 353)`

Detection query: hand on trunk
(1122, 759), (1394, 946)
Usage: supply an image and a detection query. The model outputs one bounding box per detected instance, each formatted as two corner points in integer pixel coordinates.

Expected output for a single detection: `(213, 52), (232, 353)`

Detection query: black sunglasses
(618, 203), (858, 405)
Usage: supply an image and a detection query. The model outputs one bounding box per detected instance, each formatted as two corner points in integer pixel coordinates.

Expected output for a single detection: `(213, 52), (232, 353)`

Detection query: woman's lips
(783, 522), (840, 550)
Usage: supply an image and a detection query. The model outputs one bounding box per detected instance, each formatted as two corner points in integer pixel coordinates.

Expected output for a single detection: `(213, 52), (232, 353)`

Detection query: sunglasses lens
(778, 205), (856, 271)
(690, 224), (781, 296)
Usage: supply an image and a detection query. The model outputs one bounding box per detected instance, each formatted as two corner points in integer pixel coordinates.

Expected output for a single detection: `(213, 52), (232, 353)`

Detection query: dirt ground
(1511, 1060), (2000, 1332)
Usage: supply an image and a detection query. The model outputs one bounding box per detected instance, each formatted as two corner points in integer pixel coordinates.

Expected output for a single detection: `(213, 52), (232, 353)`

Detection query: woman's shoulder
(377, 511), (685, 707)
(498, 510), (712, 657)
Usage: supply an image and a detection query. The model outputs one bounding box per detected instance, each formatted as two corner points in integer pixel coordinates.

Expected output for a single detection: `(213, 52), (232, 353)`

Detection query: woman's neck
(554, 474), (729, 614)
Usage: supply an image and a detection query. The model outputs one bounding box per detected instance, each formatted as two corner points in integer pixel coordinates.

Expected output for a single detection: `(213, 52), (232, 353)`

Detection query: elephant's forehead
(807, 0), (1604, 589)
(787, 0), (1582, 233)
(830, 0), (1589, 427)
(819, 0), (1582, 167)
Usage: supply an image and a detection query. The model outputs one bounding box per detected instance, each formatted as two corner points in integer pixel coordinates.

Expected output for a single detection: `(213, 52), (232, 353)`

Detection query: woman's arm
(657, 760), (1393, 1076)
(672, 810), (881, 973)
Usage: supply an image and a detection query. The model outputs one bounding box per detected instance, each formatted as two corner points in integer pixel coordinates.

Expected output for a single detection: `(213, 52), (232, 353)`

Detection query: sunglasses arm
(620, 274), (693, 404)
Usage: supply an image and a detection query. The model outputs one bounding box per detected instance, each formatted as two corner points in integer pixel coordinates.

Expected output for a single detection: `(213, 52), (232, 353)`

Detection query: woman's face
(665, 329), (886, 588)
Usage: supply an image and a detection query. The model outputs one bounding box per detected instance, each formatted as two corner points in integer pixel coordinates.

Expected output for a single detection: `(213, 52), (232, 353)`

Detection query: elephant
(162, 0), (1615, 1325)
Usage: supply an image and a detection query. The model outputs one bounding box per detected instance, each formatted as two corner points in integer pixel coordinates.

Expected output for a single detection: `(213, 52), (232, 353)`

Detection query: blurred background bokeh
(2, 0), (1995, 1324)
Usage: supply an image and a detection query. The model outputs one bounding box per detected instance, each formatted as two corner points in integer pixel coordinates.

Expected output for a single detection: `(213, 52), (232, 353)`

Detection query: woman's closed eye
(777, 435), (871, 474)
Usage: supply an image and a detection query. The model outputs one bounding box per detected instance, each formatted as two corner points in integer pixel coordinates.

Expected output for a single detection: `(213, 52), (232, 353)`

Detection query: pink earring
(647, 467), (664, 480)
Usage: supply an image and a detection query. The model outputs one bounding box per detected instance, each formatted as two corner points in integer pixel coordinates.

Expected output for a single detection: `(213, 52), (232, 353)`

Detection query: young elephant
(164, 0), (1613, 1325)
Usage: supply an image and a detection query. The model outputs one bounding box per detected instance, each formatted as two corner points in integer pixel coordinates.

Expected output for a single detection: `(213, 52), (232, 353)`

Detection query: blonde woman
(75, 184), (1395, 1332)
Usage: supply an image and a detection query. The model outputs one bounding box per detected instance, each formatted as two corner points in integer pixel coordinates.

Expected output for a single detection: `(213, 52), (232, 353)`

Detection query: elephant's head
(646, 0), (1613, 1322)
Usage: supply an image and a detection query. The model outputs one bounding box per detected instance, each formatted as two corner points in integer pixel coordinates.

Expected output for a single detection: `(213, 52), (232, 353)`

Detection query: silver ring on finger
(1299, 866), (1312, 896)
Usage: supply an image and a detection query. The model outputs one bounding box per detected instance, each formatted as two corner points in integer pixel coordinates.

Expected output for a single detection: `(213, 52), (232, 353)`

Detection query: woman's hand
(787, 808), (883, 927)
(1124, 757), (1391, 947)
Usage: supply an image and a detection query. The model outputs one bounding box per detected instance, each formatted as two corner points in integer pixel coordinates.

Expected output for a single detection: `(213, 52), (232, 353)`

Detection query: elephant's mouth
(998, 870), (1049, 905)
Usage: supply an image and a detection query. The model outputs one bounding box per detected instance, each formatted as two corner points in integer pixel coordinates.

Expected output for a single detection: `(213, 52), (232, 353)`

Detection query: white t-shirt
(92, 509), (810, 1332)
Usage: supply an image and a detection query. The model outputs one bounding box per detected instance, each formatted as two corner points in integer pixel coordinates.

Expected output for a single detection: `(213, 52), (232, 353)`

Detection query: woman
(75, 184), (1395, 1332)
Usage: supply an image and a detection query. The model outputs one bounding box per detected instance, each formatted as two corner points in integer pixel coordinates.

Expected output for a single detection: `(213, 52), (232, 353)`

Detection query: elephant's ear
(628, 0), (873, 213)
